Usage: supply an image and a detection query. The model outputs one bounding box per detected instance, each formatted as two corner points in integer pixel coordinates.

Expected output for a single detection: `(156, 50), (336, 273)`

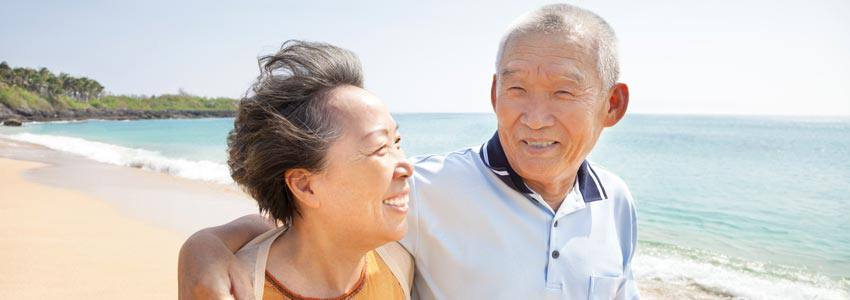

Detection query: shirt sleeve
(399, 175), (419, 257)
(617, 183), (641, 299)
(618, 263), (641, 299)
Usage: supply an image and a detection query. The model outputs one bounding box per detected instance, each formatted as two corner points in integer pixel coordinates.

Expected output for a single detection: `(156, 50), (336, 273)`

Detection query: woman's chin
(380, 219), (408, 242)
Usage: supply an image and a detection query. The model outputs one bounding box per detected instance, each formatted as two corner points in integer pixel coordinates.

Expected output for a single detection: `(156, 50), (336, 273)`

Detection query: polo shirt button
(552, 250), (560, 259)
(554, 221), (558, 227)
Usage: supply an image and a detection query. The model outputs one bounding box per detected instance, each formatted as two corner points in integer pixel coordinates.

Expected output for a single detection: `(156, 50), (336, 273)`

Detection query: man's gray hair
(496, 4), (619, 88)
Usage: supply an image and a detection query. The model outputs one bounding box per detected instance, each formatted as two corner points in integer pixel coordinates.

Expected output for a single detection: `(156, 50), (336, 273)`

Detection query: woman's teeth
(382, 196), (408, 207)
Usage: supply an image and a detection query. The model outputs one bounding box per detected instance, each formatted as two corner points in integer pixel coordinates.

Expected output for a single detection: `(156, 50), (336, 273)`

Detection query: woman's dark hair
(227, 40), (364, 225)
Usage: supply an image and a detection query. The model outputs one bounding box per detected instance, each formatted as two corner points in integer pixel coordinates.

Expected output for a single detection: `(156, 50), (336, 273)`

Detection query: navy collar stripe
(479, 132), (607, 203)
(586, 163), (608, 199)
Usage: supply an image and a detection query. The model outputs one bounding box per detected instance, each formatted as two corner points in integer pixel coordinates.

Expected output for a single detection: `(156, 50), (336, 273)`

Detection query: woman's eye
(373, 136), (402, 156)
(374, 145), (389, 155)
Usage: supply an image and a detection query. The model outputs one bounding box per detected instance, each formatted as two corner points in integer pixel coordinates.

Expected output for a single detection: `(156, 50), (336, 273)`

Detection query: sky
(2, 0), (849, 115)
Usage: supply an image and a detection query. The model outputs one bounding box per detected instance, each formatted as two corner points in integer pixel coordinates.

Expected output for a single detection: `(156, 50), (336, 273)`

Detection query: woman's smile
(382, 188), (410, 213)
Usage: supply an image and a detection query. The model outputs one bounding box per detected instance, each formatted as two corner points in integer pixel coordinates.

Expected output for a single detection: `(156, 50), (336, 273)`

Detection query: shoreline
(0, 137), (257, 235)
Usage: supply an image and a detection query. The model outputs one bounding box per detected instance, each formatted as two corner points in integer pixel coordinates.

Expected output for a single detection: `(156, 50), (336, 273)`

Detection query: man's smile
(520, 138), (560, 155)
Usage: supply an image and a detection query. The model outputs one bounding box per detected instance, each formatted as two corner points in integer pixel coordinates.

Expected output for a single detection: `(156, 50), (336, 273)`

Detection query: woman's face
(308, 85), (412, 246)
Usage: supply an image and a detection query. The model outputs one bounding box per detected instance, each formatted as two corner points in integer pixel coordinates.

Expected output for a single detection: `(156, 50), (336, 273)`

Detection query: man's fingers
(229, 261), (255, 300)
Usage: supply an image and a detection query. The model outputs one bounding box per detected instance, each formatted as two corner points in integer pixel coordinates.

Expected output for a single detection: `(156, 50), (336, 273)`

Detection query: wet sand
(0, 138), (256, 299)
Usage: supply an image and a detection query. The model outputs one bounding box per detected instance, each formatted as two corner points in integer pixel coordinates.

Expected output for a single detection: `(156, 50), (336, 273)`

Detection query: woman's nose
(395, 158), (413, 179)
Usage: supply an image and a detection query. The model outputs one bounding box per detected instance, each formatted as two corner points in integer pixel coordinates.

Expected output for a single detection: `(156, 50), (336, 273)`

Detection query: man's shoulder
(587, 161), (635, 205)
(411, 147), (481, 175)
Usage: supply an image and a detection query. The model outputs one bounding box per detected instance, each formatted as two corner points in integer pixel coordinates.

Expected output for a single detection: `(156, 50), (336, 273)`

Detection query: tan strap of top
(235, 227), (414, 300)
(235, 226), (288, 300)
(375, 242), (414, 299)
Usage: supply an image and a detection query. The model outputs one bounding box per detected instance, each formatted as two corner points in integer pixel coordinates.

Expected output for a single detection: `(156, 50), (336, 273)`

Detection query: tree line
(0, 61), (105, 102)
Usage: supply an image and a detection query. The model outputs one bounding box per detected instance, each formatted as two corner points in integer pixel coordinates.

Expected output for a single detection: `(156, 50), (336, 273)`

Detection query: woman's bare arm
(177, 214), (275, 300)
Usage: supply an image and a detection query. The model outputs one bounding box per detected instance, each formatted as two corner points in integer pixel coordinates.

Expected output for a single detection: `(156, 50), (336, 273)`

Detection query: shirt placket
(545, 183), (586, 294)
(545, 216), (563, 291)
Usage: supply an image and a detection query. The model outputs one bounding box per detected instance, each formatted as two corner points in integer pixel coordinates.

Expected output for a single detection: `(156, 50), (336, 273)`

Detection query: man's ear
(603, 83), (629, 127)
(284, 169), (320, 209)
(490, 74), (498, 111)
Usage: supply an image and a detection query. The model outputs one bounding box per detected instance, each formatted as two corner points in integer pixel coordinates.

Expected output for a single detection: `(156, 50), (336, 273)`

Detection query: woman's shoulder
(373, 242), (413, 299)
(235, 227), (288, 299)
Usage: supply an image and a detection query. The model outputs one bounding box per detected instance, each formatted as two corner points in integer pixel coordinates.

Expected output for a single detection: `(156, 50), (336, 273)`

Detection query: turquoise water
(2, 114), (849, 298)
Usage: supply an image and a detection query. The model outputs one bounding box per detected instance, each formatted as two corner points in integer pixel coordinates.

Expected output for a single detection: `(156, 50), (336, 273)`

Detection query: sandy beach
(0, 138), (256, 299)
(0, 157), (182, 298)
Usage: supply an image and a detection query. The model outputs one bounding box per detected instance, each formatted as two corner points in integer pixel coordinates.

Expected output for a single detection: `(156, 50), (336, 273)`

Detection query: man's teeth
(526, 141), (555, 147)
(383, 197), (408, 207)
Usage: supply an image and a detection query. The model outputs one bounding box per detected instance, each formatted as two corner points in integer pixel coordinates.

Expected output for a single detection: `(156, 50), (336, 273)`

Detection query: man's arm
(178, 214), (275, 300)
(618, 184), (640, 300)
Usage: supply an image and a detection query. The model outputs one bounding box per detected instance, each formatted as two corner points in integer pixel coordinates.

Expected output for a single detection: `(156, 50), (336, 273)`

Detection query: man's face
(492, 32), (610, 187)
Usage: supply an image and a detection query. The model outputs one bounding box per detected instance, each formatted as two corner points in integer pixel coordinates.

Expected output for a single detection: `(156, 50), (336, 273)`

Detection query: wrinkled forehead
(498, 32), (600, 83)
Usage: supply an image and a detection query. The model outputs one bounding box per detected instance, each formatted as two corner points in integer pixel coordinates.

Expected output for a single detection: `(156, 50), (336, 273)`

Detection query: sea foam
(634, 244), (850, 299)
(4, 133), (233, 184)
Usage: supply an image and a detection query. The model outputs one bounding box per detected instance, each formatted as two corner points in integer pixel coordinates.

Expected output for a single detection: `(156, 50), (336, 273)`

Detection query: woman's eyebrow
(362, 124), (400, 140)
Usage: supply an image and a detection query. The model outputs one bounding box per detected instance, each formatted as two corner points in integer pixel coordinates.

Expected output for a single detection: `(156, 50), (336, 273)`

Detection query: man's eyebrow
(545, 66), (586, 84)
(561, 70), (586, 82)
(500, 68), (525, 78)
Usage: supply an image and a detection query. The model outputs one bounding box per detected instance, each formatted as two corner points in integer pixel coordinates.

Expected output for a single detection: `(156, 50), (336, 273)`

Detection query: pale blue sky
(2, 0), (849, 115)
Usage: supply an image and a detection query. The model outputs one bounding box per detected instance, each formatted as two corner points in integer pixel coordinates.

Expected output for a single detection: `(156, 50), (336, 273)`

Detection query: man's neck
(267, 220), (371, 298)
(526, 173), (577, 211)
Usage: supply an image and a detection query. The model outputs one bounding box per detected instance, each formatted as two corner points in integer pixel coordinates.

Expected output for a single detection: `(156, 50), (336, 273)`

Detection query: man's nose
(520, 98), (554, 130)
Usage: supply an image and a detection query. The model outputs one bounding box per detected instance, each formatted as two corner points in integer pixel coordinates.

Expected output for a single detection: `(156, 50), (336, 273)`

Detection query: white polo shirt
(401, 133), (639, 300)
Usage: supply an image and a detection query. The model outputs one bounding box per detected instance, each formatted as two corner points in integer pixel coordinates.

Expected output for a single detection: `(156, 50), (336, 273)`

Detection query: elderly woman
(215, 40), (414, 300)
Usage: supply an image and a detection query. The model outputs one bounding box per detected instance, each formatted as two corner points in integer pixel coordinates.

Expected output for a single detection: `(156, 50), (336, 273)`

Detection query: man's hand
(178, 214), (275, 300)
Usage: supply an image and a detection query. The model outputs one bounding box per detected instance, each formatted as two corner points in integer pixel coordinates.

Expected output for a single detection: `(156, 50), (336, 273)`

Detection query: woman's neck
(267, 220), (372, 298)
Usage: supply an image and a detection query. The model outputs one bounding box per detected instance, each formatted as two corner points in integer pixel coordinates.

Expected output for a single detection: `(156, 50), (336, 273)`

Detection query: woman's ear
(284, 169), (320, 209)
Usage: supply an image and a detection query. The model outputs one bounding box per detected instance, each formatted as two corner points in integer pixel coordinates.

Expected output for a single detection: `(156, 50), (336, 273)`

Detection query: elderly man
(179, 3), (637, 299)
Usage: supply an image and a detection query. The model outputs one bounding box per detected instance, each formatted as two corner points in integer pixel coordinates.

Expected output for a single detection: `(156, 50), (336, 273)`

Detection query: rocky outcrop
(2, 118), (22, 126)
(0, 103), (17, 122)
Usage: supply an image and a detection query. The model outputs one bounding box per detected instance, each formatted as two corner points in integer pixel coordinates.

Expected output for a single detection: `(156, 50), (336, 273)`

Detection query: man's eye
(555, 90), (574, 97)
(508, 87), (526, 92)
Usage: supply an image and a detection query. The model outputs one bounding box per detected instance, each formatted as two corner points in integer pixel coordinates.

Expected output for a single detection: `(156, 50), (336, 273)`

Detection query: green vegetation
(0, 83), (56, 112)
(0, 61), (237, 114)
(89, 94), (237, 111)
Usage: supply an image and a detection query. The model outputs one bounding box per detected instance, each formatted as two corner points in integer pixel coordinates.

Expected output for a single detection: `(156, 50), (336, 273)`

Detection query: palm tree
(0, 61), (10, 83)
(2, 62), (107, 103)
(36, 67), (51, 96)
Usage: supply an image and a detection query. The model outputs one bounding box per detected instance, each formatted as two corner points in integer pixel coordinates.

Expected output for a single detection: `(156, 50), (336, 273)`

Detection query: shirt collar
(478, 132), (608, 203)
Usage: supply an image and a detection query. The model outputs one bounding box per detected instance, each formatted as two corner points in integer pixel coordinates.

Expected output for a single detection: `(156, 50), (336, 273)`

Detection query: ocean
(2, 113), (849, 299)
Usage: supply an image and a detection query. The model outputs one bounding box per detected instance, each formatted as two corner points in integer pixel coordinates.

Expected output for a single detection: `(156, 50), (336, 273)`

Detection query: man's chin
(514, 161), (563, 180)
